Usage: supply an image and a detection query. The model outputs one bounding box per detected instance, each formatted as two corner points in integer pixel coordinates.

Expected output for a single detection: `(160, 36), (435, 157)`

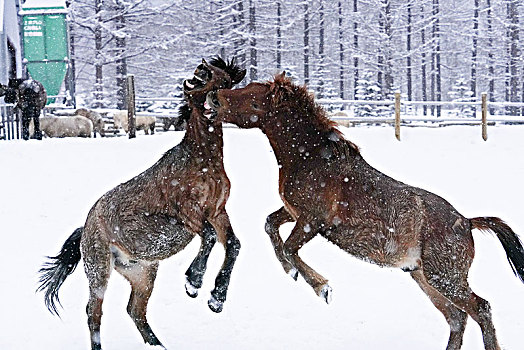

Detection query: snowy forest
(68, 0), (523, 116)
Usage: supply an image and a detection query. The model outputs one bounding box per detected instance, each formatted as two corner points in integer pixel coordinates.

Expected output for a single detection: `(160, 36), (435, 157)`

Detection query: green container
(20, 1), (69, 104)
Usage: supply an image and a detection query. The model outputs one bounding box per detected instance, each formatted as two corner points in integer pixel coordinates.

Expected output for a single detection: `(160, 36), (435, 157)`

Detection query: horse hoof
(185, 278), (199, 298)
(208, 295), (223, 313)
(319, 284), (332, 304)
(288, 267), (298, 281)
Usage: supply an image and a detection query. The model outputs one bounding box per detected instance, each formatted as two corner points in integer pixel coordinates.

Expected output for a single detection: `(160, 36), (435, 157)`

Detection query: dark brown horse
(1, 78), (47, 140)
(206, 72), (524, 350)
(37, 57), (246, 350)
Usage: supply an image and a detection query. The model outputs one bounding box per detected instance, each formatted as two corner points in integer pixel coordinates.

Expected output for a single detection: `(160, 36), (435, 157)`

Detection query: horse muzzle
(203, 91), (219, 120)
(205, 91), (221, 113)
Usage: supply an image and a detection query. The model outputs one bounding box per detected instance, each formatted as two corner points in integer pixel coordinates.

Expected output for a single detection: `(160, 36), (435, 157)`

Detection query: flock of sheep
(29, 108), (159, 138)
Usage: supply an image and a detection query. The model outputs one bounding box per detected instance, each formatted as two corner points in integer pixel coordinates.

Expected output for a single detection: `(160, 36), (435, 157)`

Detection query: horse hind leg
(83, 242), (112, 350)
(410, 269), (468, 350)
(420, 257), (500, 350)
(115, 256), (164, 348)
(445, 285), (499, 350)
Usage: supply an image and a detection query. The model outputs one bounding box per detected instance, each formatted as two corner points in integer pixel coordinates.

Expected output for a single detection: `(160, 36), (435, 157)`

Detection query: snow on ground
(1, 124), (523, 350)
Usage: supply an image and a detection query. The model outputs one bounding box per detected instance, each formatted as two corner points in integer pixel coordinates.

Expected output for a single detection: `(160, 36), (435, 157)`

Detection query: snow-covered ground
(1, 124), (523, 350)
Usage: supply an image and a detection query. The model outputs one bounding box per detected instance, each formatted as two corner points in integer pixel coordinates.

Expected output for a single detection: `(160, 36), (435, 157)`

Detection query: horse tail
(36, 227), (83, 316)
(471, 217), (524, 284)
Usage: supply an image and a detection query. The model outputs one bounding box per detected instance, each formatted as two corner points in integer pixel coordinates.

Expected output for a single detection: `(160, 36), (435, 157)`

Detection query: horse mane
(209, 57), (244, 85)
(269, 73), (360, 155)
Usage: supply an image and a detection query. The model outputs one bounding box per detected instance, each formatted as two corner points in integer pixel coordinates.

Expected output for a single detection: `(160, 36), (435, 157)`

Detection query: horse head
(3, 78), (24, 104)
(206, 72), (296, 129)
(179, 57), (245, 124)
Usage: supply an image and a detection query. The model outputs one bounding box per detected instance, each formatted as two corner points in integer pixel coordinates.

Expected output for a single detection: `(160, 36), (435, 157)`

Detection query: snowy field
(1, 124), (523, 350)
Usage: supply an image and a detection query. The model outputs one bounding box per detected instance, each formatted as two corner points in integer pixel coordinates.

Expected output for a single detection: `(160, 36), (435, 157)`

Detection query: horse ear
(201, 58), (209, 67)
(276, 71), (286, 81)
(232, 69), (247, 85)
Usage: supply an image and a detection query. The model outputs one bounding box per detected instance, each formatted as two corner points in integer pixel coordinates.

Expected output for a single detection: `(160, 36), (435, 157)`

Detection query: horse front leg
(283, 218), (331, 304)
(208, 212), (241, 313)
(184, 221), (217, 297)
(265, 206), (298, 280)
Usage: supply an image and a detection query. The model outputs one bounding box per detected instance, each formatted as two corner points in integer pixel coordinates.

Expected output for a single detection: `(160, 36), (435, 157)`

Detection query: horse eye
(252, 103), (259, 109)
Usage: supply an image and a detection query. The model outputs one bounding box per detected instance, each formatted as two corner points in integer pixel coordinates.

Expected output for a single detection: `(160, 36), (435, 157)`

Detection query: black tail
(471, 217), (524, 283)
(36, 227), (83, 316)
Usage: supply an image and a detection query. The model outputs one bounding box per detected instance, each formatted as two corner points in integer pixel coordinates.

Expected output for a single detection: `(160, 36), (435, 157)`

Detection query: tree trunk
(471, 0), (479, 96)
(249, 0), (257, 82)
(317, 0), (325, 98)
(507, 0), (519, 115)
(65, 0), (76, 107)
(432, 0), (441, 117)
(383, 0), (393, 98)
(94, 0), (103, 108)
(276, 1), (282, 70)
(115, 6), (127, 110)
(235, 1), (245, 69)
(377, 0), (393, 98)
(471, 0), (479, 108)
(353, 0), (359, 99)
(304, 1), (310, 85)
(338, 1), (344, 99)
(486, 0), (495, 114)
(421, 4), (427, 115)
(407, 0), (412, 101)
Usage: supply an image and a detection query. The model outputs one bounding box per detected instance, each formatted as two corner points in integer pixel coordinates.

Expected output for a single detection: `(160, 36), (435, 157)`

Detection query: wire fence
(0, 104), (18, 140)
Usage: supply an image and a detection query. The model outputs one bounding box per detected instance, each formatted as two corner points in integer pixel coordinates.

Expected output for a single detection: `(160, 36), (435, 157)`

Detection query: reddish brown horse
(206, 72), (524, 350)
(37, 58), (246, 350)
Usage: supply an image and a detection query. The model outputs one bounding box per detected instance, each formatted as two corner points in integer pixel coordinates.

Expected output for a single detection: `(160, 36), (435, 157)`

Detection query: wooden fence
(318, 92), (524, 141)
(126, 76), (524, 141)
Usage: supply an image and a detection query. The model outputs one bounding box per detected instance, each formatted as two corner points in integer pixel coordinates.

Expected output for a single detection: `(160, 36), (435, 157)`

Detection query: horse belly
(117, 215), (195, 261)
(322, 226), (421, 269)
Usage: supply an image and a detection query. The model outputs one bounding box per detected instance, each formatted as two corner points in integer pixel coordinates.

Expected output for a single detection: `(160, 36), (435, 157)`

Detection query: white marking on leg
(91, 331), (101, 344)
(396, 247), (422, 270)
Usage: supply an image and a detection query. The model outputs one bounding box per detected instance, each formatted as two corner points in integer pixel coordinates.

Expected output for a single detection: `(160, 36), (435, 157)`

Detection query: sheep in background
(75, 108), (105, 137)
(31, 116), (93, 138)
(113, 110), (156, 135)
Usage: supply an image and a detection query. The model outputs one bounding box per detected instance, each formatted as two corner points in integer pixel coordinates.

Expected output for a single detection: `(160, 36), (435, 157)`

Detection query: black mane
(209, 57), (243, 85)
(178, 57), (243, 125)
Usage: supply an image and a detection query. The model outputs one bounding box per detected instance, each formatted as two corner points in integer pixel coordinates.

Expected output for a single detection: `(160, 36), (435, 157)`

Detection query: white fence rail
(318, 93), (524, 141)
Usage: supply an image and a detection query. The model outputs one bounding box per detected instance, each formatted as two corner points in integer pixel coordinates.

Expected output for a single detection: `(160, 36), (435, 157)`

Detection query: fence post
(395, 91), (401, 141)
(481, 92), (487, 141)
(127, 75), (136, 139)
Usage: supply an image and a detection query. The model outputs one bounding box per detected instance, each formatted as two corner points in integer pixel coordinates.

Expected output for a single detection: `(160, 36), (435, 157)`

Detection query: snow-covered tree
(354, 72), (382, 118)
(448, 75), (475, 118)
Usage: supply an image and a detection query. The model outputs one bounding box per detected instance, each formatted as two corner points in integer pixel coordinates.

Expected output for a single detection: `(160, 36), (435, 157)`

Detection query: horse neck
(262, 111), (336, 168)
(182, 108), (224, 159)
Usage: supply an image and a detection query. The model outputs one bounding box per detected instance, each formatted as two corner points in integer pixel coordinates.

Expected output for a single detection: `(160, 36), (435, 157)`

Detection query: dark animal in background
(3, 78), (47, 140)
(37, 57), (246, 350)
(207, 72), (524, 350)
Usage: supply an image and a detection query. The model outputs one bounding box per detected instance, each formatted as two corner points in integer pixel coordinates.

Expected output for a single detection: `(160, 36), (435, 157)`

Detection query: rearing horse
(37, 58), (246, 350)
(206, 72), (524, 350)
